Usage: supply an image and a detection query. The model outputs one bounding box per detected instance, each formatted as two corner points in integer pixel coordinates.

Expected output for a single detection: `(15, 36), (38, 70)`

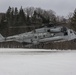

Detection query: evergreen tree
(32, 11), (37, 22)
(14, 7), (18, 15)
(13, 7), (19, 26)
(10, 7), (14, 26)
(6, 6), (12, 26)
(71, 9), (76, 31)
(18, 6), (26, 26)
(6, 6), (11, 19)
(26, 15), (30, 24)
(0, 14), (8, 36)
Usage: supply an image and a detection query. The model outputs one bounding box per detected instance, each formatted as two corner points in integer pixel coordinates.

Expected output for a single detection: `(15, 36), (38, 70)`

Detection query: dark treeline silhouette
(0, 6), (68, 36)
(69, 9), (76, 31)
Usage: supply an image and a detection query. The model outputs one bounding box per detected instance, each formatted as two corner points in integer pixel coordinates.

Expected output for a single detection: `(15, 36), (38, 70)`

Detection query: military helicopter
(1, 23), (75, 46)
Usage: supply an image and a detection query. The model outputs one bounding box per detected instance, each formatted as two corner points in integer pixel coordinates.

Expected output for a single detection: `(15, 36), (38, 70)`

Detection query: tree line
(0, 6), (76, 36)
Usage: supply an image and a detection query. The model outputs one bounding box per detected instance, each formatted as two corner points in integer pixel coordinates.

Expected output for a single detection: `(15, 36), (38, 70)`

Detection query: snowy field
(0, 49), (76, 75)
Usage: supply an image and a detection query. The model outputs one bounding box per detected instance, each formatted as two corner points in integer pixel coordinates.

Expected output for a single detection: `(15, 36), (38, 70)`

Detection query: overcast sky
(0, 0), (76, 17)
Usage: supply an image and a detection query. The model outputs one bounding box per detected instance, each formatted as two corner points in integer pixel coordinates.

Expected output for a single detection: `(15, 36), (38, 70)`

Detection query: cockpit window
(47, 29), (50, 32)
(61, 27), (67, 32)
(43, 35), (45, 37)
(64, 32), (68, 36)
(34, 36), (37, 39)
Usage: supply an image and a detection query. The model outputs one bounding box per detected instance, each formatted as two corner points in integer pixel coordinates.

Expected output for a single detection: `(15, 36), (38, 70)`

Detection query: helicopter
(0, 23), (76, 47)
(1, 23), (75, 46)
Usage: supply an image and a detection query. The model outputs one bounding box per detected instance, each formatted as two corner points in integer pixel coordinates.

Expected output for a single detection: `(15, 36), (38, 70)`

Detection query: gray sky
(0, 0), (76, 17)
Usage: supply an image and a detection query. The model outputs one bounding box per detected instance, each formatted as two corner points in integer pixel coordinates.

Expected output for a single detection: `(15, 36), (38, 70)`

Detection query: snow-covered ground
(0, 49), (76, 75)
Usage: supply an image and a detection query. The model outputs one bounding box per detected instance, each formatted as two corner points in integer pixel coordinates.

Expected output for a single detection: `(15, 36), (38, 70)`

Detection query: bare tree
(24, 7), (35, 17)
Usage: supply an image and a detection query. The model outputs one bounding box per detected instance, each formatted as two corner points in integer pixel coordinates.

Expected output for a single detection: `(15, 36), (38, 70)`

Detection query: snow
(0, 49), (76, 75)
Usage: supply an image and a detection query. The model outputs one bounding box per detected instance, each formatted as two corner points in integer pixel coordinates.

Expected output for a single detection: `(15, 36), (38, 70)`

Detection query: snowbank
(0, 50), (76, 75)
